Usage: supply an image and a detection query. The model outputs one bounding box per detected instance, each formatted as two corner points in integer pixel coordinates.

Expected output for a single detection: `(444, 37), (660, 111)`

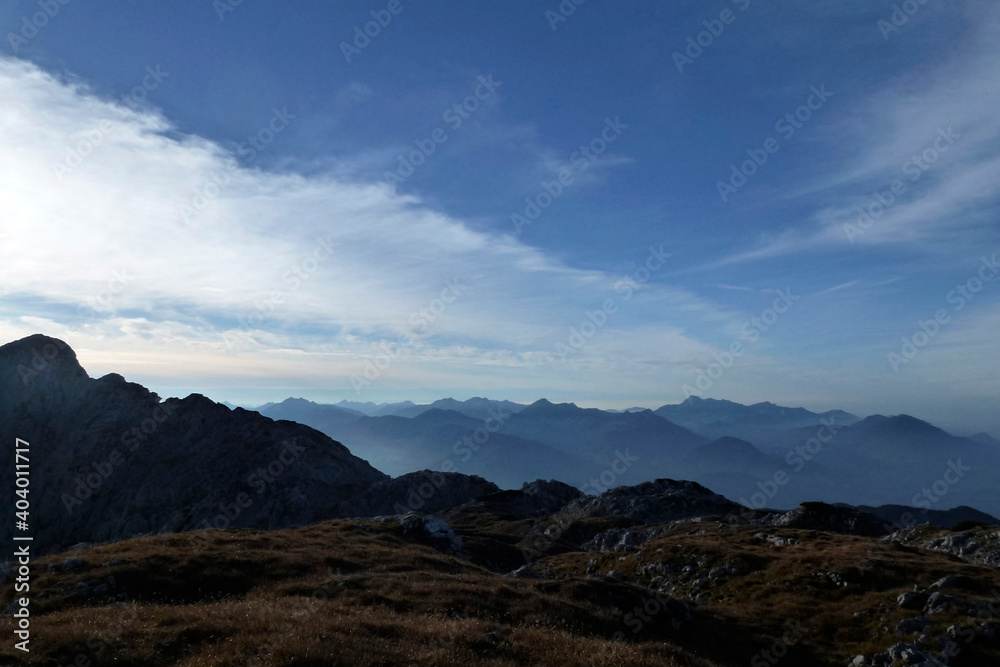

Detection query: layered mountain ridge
(3, 334), (999, 559)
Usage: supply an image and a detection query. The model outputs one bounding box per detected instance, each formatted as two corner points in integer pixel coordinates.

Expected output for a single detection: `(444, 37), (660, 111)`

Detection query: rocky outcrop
(452, 479), (583, 520)
(582, 526), (660, 552)
(563, 479), (743, 525)
(336, 470), (500, 517)
(922, 529), (1000, 566)
(854, 576), (1000, 666)
(400, 514), (463, 554)
(762, 502), (889, 537)
(0, 334), (389, 554)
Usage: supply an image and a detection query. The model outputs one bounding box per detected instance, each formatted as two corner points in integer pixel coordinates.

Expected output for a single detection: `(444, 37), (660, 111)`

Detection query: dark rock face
(459, 479), (584, 520)
(564, 479), (743, 525)
(0, 335), (388, 554)
(898, 591), (930, 610)
(765, 502), (890, 537)
(399, 514), (463, 554)
(336, 470), (500, 517)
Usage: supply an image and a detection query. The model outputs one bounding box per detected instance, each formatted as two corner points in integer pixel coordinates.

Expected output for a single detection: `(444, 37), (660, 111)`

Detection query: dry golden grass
(0, 521), (714, 667)
(1, 519), (998, 666)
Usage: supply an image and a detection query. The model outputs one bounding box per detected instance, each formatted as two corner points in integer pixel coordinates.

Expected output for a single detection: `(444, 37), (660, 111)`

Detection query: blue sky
(1, 0), (998, 435)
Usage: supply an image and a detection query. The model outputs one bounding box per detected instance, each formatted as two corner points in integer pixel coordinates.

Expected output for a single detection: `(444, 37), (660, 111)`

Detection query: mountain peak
(523, 398), (581, 414)
(857, 413), (944, 434)
(0, 334), (89, 386)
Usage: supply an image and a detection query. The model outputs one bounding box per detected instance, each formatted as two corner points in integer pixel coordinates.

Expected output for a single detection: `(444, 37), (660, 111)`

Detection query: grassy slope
(1, 520), (999, 666)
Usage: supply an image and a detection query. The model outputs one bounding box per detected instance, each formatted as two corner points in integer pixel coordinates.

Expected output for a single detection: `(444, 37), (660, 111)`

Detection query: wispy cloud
(709, 2), (1000, 266)
(0, 56), (729, 396)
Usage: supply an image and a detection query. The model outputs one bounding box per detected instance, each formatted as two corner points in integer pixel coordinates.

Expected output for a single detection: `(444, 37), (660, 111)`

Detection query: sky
(0, 0), (998, 436)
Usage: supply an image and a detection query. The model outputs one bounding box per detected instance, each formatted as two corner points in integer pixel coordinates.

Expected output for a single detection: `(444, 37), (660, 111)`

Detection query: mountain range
(258, 394), (1000, 517)
(3, 333), (999, 558)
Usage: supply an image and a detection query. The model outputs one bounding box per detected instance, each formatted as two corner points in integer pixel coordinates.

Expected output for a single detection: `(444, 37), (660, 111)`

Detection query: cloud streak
(0, 56), (732, 398)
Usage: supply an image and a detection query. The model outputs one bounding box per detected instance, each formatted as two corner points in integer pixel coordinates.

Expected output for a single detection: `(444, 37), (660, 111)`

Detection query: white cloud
(0, 56), (733, 397)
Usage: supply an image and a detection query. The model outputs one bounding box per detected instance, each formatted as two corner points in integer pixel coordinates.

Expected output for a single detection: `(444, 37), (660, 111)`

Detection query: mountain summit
(0, 335), (389, 554)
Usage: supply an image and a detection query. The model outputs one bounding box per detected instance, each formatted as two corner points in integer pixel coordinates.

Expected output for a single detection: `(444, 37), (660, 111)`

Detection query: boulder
(898, 591), (930, 610)
(399, 514), (463, 554)
(895, 616), (931, 634)
(926, 591), (968, 614)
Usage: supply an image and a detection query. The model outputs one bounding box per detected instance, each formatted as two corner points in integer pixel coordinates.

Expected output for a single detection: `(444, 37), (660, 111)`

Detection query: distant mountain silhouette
(336, 408), (585, 489)
(846, 503), (1000, 530)
(257, 393), (1000, 516)
(503, 398), (704, 456)
(259, 397), (364, 433)
(969, 432), (1000, 447)
(755, 413), (1000, 514)
(831, 414), (972, 460)
(654, 395), (859, 444)
(316, 397), (527, 420)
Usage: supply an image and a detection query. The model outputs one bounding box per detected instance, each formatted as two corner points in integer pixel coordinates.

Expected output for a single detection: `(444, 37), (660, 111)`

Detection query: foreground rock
(399, 514), (463, 554)
(336, 470), (499, 517)
(762, 502), (889, 537)
(450, 479), (584, 520)
(923, 530), (1000, 566)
